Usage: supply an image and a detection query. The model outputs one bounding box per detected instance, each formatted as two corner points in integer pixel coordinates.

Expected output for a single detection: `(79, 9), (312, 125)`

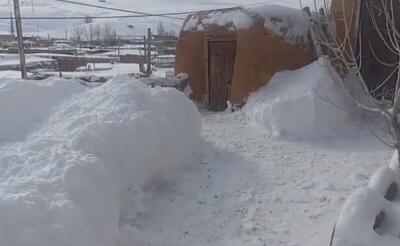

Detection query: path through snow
(131, 111), (392, 246)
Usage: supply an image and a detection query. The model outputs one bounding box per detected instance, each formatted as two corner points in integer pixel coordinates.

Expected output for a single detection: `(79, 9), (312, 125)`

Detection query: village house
(175, 5), (317, 111)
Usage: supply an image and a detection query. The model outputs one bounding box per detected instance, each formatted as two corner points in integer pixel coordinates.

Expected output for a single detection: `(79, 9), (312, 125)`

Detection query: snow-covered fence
(333, 152), (400, 246)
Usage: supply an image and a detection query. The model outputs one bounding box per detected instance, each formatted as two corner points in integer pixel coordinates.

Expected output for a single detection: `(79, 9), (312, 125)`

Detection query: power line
(0, 14), (171, 20)
(55, 0), (185, 20)
(54, 0), (291, 19)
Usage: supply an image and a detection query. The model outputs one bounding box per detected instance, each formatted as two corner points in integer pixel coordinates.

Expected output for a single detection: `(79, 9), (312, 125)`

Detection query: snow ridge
(0, 75), (201, 246)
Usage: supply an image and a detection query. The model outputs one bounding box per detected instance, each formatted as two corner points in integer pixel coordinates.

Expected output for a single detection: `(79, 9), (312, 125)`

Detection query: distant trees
(71, 25), (85, 43)
(102, 24), (117, 46)
(70, 23), (118, 45)
(94, 24), (101, 42)
(157, 21), (166, 36)
(157, 21), (177, 37)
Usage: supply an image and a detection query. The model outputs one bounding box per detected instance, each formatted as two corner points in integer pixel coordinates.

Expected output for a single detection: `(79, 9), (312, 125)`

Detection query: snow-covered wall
(182, 5), (310, 44)
(243, 59), (360, 140)
(0, 76), (201, 246)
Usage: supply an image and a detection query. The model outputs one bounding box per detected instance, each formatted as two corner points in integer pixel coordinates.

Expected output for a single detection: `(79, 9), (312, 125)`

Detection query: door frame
(204, 35), (237, 108)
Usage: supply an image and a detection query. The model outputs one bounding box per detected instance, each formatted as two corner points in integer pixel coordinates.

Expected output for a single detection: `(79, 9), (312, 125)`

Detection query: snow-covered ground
(0, 53), (54, 67)
(126, 111), (390, 246)
(0, 49), (394, 245)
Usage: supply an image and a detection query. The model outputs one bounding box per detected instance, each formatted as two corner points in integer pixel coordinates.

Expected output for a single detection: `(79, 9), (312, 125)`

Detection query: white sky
(0, 0), (326, 36)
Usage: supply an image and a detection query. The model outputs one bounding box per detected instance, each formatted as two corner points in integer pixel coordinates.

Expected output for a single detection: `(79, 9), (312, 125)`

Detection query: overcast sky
(0, 0), (325, 36)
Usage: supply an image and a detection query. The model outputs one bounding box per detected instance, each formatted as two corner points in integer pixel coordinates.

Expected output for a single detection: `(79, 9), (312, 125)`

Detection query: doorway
(207, 40), (236, 111)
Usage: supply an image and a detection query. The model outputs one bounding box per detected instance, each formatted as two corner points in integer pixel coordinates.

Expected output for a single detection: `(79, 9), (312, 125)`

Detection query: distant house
(175, 5), (317, 111)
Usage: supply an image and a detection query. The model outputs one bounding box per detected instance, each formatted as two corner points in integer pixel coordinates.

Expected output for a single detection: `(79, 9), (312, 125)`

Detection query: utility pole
(13, 0), (27, 79)
(146, 28), (152, 76)
(117, 38), (120, 58)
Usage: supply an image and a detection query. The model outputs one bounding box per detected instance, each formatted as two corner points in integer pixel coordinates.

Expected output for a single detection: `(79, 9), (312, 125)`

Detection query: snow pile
(333, 152), (400, 246)
(243, 59), (360, 140)
(249, 5), (310, 44)
(0, 75), (201, 246)
(0, 77), (85, 145)
(182, 5), (310, 44)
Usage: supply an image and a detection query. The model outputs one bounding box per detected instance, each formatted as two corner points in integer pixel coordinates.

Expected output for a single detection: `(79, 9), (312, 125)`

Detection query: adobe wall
(175, 23), (316, 106)
(231, 23), (316, 105)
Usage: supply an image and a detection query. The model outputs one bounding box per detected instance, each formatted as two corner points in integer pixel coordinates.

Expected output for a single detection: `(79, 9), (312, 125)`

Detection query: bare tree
(88, 24), (94, 45)
(167, 29), (176, 37)
(307, 0), (400, 161)
(71, 25), (85, 44)
(94, 24), (101, 42)
(102, 24), (117, 45)
(157, 21), (166, 35)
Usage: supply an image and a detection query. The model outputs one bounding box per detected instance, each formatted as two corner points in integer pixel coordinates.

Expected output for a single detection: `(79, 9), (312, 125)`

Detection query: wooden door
(208, 41), (236, 111)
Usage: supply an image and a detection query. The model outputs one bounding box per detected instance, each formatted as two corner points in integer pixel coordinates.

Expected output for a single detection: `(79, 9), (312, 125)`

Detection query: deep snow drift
(0, 77), (85, 144)
(333, 152), (400, 246)
(0, 76), (201, 246)
(243, 59), (361, 140)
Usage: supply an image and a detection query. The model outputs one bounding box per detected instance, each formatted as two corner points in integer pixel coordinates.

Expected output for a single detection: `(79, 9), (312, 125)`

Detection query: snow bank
(0, 75), (201, 246)
(0, 77), (85, 145)
(243, 59), (359, 140)
(182, 5), (310, 44)
(249, 5), (310, 44)
(334, 187), (400, 246)
(333, 152), (400, 246)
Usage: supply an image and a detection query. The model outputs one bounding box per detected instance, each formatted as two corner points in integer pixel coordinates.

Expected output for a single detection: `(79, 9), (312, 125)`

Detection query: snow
(0, 75), (201, 246)
(201, 10), (254, 31)
(0, 77), (85, 145)
(0, 70), (32, 78)
(0, 54), (55, 67)
(243, 59), (361, 140)
(126, 111), (391, 246)
(0, 20), (394, 246)
(249, 5), (311, 43)
(182, 5), (310, 44)
(333, 152), (400, 246)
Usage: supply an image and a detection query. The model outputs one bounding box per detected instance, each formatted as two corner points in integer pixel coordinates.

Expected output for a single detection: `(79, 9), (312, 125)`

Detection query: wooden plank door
(208, 41), (236, 111)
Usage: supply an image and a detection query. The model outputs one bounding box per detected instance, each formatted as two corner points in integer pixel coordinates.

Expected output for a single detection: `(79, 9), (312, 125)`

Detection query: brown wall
(175, 22), (316, 106)
(57, 57), (112, 71)
(119, 54), (146, 64)
(331, 0), (360, 50)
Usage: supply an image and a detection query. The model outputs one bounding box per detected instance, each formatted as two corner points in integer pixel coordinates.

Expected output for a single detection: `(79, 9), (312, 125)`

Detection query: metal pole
(13, 0), (27, 79)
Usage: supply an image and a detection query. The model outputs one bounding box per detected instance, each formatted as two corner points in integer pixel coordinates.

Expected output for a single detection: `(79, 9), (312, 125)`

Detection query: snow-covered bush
(0, 75), (201, 246)
(243, 59), (360, 140)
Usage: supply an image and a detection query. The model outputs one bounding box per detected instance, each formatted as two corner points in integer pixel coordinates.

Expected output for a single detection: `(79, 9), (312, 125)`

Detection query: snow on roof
(182, 5), (310, 44)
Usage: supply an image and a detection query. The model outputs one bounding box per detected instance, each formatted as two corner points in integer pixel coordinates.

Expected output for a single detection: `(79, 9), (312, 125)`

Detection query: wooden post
(117, 38), (120, 58)
(146, 28), (152, 76)
(13, 0), (27, 79)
